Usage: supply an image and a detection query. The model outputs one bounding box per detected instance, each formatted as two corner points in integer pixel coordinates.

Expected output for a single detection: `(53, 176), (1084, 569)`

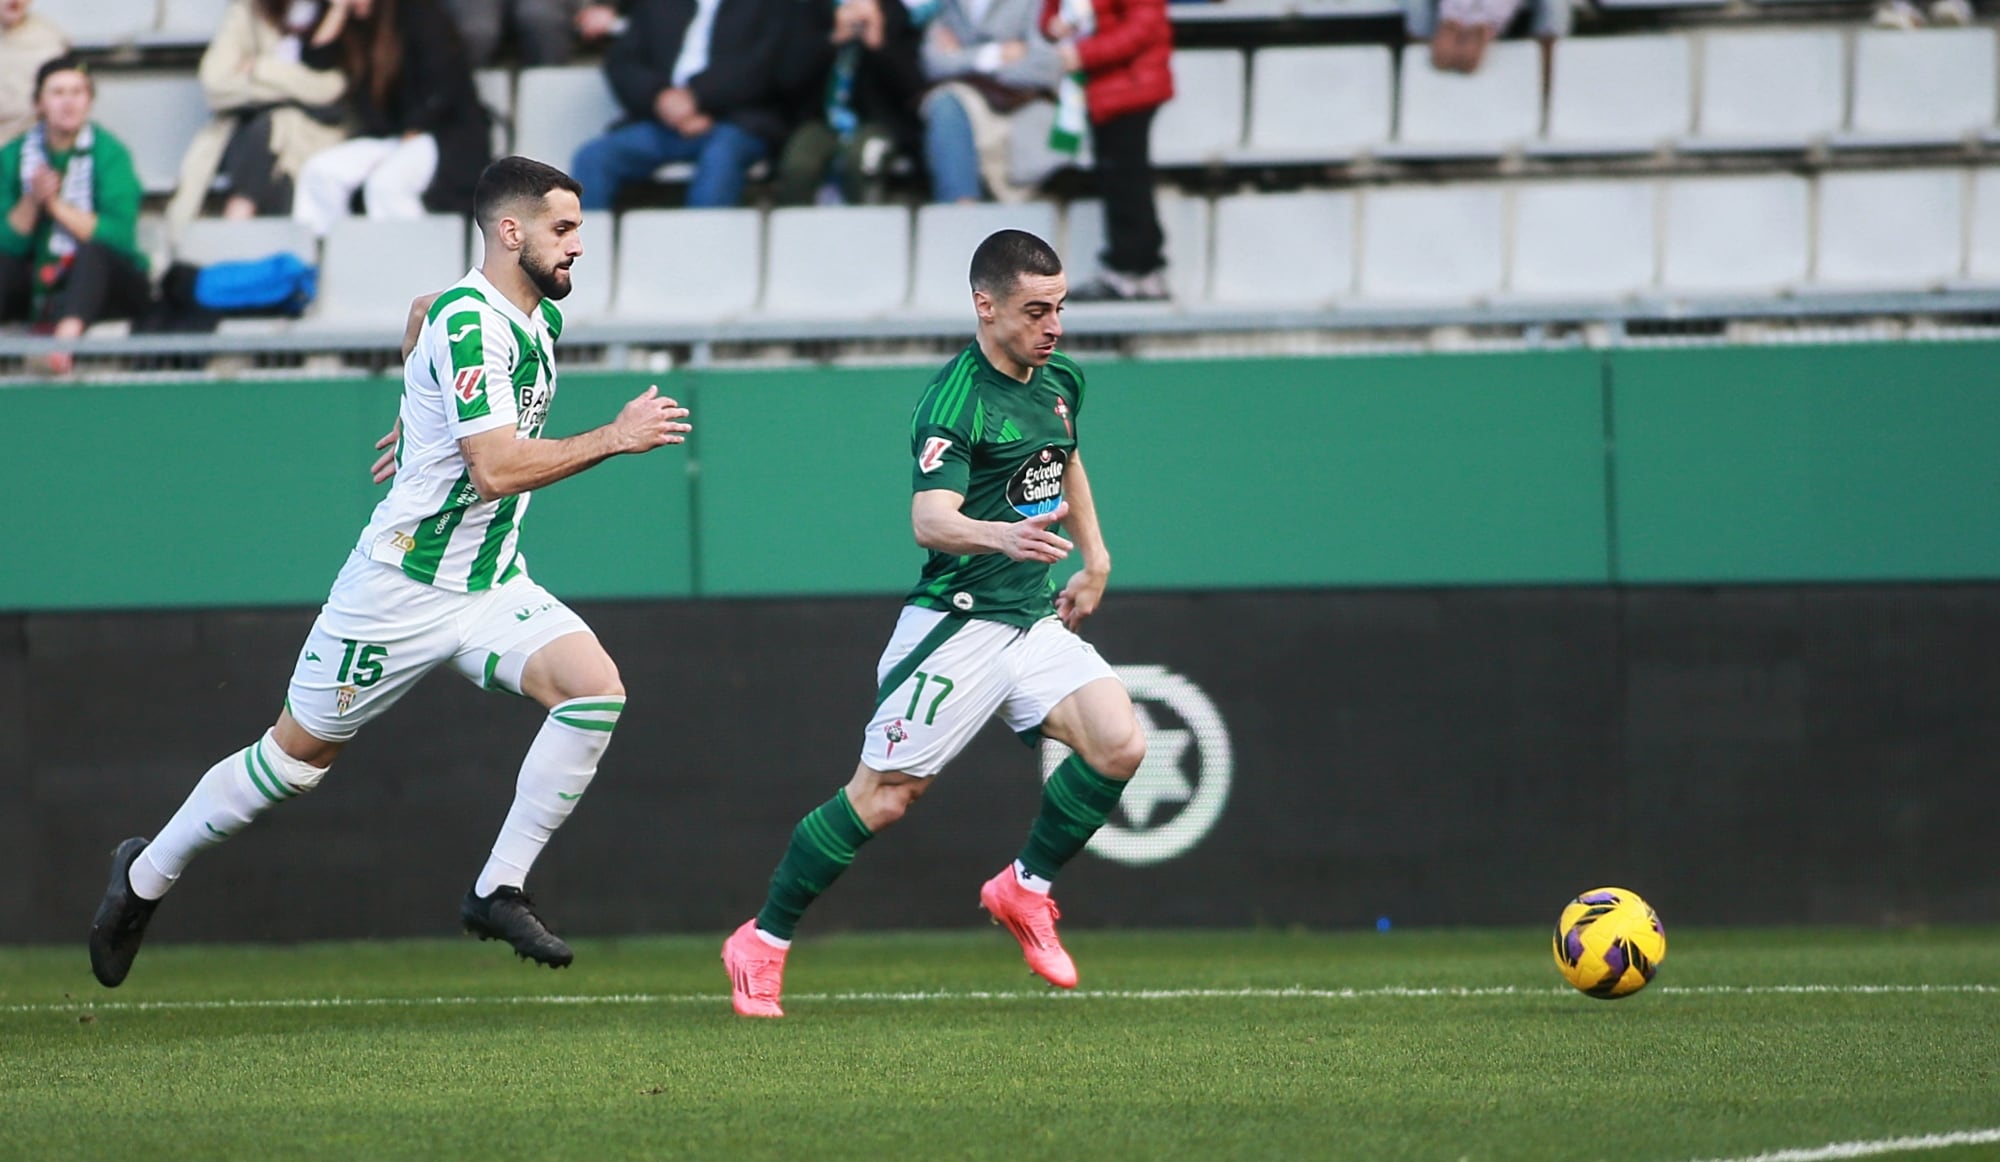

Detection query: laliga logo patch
(1040, 665), (1232, 867)
(918, 437), (952, 474)
(1007, 446), (1068, 517)
(453, 367), (485, 404)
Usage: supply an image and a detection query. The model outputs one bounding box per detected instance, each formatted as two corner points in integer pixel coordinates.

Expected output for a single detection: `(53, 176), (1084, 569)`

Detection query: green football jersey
(906, 342), (1085, 628)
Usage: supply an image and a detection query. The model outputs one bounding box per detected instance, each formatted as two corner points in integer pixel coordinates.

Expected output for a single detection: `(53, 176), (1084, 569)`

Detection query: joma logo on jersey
(918, 437), (952, 474)
(1006, 446), (1068, 516)
(447, 321), (481, 343)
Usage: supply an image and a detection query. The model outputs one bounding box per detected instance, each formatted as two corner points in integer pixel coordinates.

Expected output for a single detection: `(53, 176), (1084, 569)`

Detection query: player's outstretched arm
(460, 386), (691, 499)
(912, 490), (1072, 563)
(1053, 452), (1112, 630)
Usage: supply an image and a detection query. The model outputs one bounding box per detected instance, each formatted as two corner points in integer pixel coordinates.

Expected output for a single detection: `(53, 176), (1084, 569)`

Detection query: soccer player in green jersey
(723, 229), (1148, 1017)
(87, 157), (692, 987)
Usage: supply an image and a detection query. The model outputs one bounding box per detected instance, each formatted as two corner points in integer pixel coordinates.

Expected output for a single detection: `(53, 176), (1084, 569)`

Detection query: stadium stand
(1533, 33), (1690, 157)
(1813, 169), (1966, 291)
(1657, 175), (1811, 296)
(611, 208), (763, 323)
(297, 215), (469, 334)
(1504, 180), (1657, 301)
(1357, 184), (1508, 305)
(9, 6), (2000, 369)
(88, 73), (212, 196)
(1837, 27), (1997, 148)
(762, 206), (912, 320)
(911, 202), (1063, 317)
(1234, 45), (1393, 165)
(1207, 189), (1353, 308)
(1680, 29), (1847, 153)
(1380, 40), (1542, 159)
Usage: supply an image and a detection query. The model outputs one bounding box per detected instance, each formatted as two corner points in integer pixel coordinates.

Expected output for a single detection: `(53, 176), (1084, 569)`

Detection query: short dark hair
(474, 156), (584, 232)
(34, 56), (91, 102)
(969, 229), (1063, 298)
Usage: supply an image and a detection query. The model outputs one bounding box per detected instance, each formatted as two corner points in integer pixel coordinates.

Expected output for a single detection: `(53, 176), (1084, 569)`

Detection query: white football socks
(129, 731), (329, 900)
(1014, 859), (1054, 895)
(472, 695), (623, 898)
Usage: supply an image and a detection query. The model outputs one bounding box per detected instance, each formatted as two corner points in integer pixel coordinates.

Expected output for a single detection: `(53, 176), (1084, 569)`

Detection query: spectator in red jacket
(1043, 0), (1171, 301)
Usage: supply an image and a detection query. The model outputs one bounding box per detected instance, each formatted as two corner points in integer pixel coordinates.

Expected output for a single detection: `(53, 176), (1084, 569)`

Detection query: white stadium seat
(513, 67), (624, 170)
(1659, 175), (1809, 296)
(1150, 50), (1247, 166)
(1061, 190), (1211, 303)
(1506, 180), (1657, 300)
(1812, 169), (1965, 291)
(610, 208), (761, 323)
(552, 216), (615, 323)
(1207, 190), (1353, 308)
(1535, 35), (1692, 157)
(1383, 41), (1542, 159)
(38, 0), (156, 47)
(762, 206), (911, 320)
(1963, 170), (2000, 287)
(1357, 185), (1506, 304)
(1839, 28), (1998, 148)
(302, 215), (468, 331)
(476, 68), (514, 158)
(1235, 45), (1393, 164)
(90, 74), (214, 196)
(1683, 30), (1846, 152)
(153, 0), (231, 43)
(909, 203), (1061, 317)
(173, 218), (316, 265)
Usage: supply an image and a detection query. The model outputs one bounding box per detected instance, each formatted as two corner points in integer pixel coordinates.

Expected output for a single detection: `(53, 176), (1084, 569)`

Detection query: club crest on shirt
(884, 720), (908, 755)
(1006, 446), (1068, 517)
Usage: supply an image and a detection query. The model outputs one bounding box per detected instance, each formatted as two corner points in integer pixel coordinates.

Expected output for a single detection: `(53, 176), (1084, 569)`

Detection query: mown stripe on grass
(1694, 1127), (2000, 1162)
(4, 982), (1997, 1016)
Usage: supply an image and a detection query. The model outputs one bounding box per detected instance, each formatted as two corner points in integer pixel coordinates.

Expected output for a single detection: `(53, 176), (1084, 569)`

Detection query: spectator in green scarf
(0, 56), (151, 374)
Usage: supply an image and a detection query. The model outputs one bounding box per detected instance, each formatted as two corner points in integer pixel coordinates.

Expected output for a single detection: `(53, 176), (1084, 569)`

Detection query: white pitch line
(1693, 1127), (2000, 1162)
(1, 982), (1995, 1016)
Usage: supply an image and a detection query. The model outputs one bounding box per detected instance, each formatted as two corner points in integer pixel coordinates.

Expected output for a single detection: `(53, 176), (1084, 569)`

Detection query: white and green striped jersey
(357, 268), (564, 592)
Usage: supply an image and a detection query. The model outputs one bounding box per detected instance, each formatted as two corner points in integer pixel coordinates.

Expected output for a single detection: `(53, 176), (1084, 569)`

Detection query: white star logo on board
(1041, 665), (1232, 867)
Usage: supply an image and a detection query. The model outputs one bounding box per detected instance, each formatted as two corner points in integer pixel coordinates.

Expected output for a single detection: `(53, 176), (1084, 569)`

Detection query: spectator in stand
(1871, 0), (1970, 29)
(771, 0), (926, 206)
(0, 58), (150, 374)
(571, 0), (787, 210)
(921, 0), (1065, 203)
(1405, 0), (1567, 75)
(0, 0), (68, 143)
(1043, 0), (1171, 301)
(167, 0), (349, 229)
(447, 0), (640, 65)
(292, 0), (491, 236)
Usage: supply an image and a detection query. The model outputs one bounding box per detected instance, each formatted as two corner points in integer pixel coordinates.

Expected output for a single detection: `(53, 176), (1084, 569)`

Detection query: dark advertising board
(7, 585), (1998, 944)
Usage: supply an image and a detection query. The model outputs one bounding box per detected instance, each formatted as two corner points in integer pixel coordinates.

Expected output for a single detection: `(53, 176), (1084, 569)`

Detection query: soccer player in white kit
(88, 157), (691, 986)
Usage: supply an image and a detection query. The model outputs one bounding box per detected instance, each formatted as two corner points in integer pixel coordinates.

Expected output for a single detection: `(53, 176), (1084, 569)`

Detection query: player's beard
(520, 248), (573, 301)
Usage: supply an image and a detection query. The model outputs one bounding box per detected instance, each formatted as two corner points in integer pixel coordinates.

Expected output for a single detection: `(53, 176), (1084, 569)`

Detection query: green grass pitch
(3, 927), (1997, 1161)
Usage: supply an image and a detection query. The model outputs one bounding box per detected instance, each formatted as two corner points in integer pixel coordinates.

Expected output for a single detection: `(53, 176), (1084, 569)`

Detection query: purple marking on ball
(1602, 939), (1629, 978)
(1565, 929), (1585, 963)
(1580, 890), (1620, 906)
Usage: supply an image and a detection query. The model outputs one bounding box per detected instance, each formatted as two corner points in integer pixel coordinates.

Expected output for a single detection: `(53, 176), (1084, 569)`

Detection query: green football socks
(1017, 754), (1128, 882)
(756, 790), (874, 940)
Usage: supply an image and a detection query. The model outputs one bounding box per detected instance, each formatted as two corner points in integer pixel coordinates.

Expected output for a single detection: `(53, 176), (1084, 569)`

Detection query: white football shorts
(284, 551), (592, 742)
(859, 606), (1119, 779)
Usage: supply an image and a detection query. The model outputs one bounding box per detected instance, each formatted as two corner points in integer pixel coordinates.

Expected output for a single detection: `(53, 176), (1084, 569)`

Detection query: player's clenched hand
(1055, 566), (1105, 631)
(999, 501), (1071, 564)
(611, 385), (693, 452)
(370, 417), (402, 484)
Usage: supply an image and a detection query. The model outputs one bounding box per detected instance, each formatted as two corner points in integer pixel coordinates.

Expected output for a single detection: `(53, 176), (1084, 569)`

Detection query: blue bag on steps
(193, 252), (318, 316)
